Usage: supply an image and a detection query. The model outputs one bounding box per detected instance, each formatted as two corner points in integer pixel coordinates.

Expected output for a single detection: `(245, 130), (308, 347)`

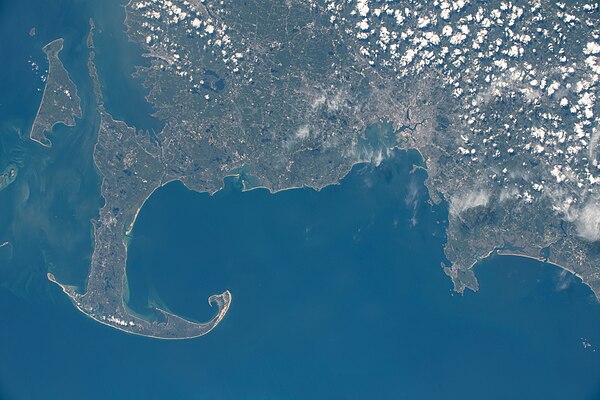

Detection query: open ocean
(1, 1), (600, 399)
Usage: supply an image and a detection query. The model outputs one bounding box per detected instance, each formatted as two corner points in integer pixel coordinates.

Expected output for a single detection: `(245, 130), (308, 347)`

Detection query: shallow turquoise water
(1, 0), (600, 399)
(0, 0), (102, 298)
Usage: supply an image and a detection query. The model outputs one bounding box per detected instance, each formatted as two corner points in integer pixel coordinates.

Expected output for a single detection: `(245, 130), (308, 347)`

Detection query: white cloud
(449, 190), (490, 216)
(296, 125), (310, 139)
(575, 201), (600, 242)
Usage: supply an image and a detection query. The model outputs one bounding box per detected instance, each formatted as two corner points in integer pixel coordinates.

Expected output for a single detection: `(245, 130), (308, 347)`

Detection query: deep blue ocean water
(1, 0), (600, 399)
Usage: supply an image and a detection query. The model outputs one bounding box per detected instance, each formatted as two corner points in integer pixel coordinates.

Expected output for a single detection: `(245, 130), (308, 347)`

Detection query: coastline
(28, 39), (63, 148)
(496, 249), (589, 285)
(47, 272), (232, 340)
(29, 38), (83, 148)
(466, 248), (598, 300)
(126, 154), (379, 237)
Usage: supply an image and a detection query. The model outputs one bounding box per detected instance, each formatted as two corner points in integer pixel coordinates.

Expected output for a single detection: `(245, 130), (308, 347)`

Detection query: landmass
(48, 21), (232, 340)
(120, 0), (600, 298)
(0, 164), (17, 192)
(49, 0), (600, 338)
(29, 38), (82, 147)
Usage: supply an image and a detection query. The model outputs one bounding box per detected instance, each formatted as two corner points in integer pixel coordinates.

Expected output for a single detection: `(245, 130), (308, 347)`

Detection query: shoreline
(467, 248), (597, 299)
(29, 38), (83, 148)
(47, 272), (231, 340)
(495, 249), (588, 283)
(126, 156), (381, 236)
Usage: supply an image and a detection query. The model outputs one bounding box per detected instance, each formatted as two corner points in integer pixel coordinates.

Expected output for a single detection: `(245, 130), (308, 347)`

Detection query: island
(0, 164), (17, 192)
(29, 38), (82, 148)
(51, 0), (600, 339)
